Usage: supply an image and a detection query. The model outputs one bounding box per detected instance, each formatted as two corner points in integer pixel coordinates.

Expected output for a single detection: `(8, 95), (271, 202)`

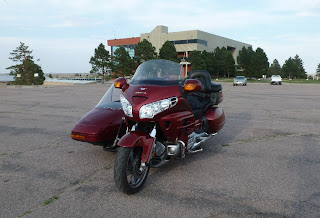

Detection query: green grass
(0, 153), (8, 156)
(247, 79), (270, 83)
(222, 144), (230, 147)
(283, 79), (320, 84)
(43, 196), (59, 205)
(212, 78), (320, 84)
(103, 165), (112, 170)
(19, 210), (33, 217)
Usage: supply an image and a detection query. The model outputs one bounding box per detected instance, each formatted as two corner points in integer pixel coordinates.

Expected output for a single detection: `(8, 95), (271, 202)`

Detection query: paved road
(0, 83), (320, 217)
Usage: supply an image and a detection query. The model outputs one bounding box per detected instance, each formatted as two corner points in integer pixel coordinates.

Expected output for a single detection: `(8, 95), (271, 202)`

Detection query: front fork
(117, 123), (157, 165)
(141, 125), (156, 168)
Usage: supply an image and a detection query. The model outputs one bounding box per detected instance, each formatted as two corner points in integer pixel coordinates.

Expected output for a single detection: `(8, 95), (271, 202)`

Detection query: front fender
(118, 131), (155, 163)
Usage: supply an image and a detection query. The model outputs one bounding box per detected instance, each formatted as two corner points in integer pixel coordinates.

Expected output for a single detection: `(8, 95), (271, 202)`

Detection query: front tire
(114, 147), (149, 194)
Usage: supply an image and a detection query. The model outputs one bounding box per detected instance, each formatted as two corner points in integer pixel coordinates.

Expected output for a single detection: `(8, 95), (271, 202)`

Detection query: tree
(317, 63), (320, 77)
(268, 59), (282, 77)
(223, 49), (236, 78)
(9, 42), (33, 62)
(188, 48), (235, 78)
(134, 39), (157, 63)
(207, 47), (235, 78)
(212, 48), (223, 77)
(201, 50), (215, 76)
(282, 57), (296, 79)
(89, 43), (111, 84)
(237, 46), (269, 78)
(237, 46), (255, 77)
(112, 47), (136, 77)
(6, 42), (45, 85)
(159, 41), (179, 62)
(213, 47), (235, 77)
(293, 55), (307, 78)
(282, 55), (307, 79)
(251, 47), (269, 78)
(188, 50), (206, 71)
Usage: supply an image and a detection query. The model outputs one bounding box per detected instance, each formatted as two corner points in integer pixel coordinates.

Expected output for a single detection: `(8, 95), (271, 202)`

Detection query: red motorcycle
(113, 59), (225, 194)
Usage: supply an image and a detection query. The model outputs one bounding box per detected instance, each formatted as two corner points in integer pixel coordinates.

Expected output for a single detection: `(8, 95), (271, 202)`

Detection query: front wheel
(114, 147), (149, 194)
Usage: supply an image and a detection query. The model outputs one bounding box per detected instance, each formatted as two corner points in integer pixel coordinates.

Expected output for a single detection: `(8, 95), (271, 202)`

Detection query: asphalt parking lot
(1, 82), (320, 217)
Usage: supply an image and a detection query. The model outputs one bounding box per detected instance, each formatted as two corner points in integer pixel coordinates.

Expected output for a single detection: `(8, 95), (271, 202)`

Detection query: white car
(271, 75), (282, 85)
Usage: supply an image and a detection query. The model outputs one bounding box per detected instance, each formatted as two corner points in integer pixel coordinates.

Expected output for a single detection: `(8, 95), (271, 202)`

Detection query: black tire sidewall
(114, 147), (149, 194)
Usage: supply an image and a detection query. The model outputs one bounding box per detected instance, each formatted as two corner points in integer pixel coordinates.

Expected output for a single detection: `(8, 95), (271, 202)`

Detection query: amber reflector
(71, 134), (85, 140)
(114, 82), (121, 88)
(184, 83), (197, 91)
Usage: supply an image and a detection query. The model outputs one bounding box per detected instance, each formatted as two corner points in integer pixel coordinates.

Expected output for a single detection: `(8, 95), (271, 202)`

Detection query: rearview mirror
(184, 79), (202, 92)
(114, 77), (128, 89)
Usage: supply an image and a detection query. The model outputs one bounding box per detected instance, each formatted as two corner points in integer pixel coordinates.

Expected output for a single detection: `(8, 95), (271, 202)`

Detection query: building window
(112, 44), (135, 58)
(197, 39), (207, 46)
(187, 39), (197, 43)
(175, 40), (187, 44)
(169, 39), (207, 46)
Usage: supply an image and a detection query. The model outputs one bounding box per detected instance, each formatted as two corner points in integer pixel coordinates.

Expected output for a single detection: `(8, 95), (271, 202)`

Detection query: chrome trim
(178, 140), (186, 159)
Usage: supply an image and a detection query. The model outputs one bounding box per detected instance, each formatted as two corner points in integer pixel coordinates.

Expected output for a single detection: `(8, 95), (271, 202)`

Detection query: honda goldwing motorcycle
(113, 59), (225, 194)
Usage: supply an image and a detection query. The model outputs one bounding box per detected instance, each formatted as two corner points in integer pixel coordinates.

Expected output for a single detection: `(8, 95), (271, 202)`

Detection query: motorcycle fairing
(122, 84), (183, 121)
(117, 131), (155, 163)
(158, 110), (195, 144)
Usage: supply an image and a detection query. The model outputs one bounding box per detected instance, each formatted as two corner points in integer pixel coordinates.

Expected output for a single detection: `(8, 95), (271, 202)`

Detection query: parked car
(270, 75), (282, 85)
(233, 76), (247, 86)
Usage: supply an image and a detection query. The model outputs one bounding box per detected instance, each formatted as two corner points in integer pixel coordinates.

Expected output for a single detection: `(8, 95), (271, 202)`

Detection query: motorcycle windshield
(130, 59), (185, 86)
(96, 84), (122, 109)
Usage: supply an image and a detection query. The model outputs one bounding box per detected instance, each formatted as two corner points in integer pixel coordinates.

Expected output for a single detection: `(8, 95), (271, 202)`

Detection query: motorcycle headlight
(139, 97), (178, 119)
(120, 94), (133, 117)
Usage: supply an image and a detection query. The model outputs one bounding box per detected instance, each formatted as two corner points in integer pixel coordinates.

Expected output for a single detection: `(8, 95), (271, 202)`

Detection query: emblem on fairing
(140, 88), (147, 90)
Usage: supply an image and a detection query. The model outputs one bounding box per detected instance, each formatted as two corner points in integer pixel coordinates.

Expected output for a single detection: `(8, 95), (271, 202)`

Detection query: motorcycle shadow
(145, 112), (252, 186)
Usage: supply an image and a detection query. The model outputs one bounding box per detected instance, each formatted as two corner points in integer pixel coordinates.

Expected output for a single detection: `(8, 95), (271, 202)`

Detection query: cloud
(49, 20), (74, 28)
(0, 36), (108, 74)
(268, 0), (320, 12)
(1, 0), (319, 75)
(296, 11), (319, 17)
(131, 7), (280, 33)
(267, 0), (320, 20)
(48, 16), (103, 28)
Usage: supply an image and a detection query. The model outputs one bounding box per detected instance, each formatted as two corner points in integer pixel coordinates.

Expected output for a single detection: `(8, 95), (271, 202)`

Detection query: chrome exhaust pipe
(190, 133), (217, 152)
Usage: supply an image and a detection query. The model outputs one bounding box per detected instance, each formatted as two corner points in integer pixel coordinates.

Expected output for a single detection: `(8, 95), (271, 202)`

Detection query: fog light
(167, 144), (180, 156)
(168, 147), (176, 154)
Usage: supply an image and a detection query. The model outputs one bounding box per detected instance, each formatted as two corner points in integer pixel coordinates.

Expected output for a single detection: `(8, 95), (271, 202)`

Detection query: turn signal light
(114, 81), (121, 88)
(71, 133), (85, 140)
(184, 83), (197, 91)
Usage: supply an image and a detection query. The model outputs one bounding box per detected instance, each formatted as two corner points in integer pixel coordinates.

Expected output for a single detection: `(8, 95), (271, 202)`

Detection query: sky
(0, 0), (320, 75)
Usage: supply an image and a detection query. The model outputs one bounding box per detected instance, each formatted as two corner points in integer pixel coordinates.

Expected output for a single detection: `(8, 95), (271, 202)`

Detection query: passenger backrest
(187, 70), (212, 92)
